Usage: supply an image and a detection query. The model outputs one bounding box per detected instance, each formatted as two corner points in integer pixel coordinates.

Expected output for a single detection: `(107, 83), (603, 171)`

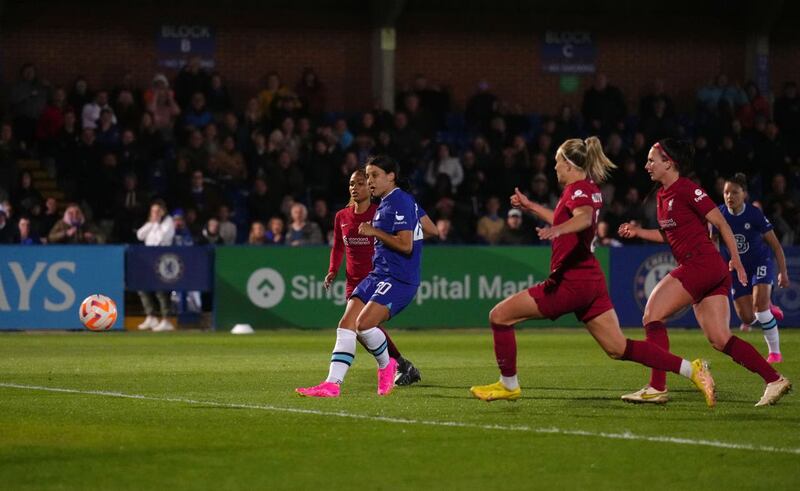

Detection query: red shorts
(528, 275), (614, 323)
(669, 255), (731, 304)
(346, 278), (366, 299)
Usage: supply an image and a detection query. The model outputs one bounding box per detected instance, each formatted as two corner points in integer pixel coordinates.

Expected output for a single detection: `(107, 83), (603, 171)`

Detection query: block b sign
(215, 247), (610, 329)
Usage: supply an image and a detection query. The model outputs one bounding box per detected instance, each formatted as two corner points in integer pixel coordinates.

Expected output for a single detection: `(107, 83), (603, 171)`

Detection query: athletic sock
(378, 326), (403, 360)
(723, 335), (780, 383)
(755, 310), (781, 354)
(621, 339), (683, 375)
(358, 327), (390, 369)
(644, 321), (669, 391)
(492, 323), (517, 377)
(501, 375), (520, 390)
(326, 328), (357, 384)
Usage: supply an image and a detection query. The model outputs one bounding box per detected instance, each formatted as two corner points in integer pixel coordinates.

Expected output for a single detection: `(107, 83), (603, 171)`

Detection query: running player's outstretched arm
(618, 221), (666, 243)
(763, 230), (790, 288)
(705, 207), (747, 286)
(511, 187), (554, 225)
(325, 213), (344, 289)
(537, 205), (593, 240)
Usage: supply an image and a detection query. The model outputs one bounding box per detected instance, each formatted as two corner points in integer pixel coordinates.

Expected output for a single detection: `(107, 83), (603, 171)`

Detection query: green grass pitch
(1, 329), (798, 490)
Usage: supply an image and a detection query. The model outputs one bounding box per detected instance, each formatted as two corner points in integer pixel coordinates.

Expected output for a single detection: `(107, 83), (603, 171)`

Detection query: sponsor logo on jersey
(395, 212), (405, 221)
(693, 189), (708, 202)
(734, 233), (749, 254)
(571, 189), (586, 200)
(658, 218), (677, 229)
(591, 192), (602, 203)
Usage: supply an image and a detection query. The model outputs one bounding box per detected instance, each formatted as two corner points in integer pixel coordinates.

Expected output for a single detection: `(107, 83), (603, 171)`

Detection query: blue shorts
(731, 259), (775, 299)
(350, 273), (418, 319)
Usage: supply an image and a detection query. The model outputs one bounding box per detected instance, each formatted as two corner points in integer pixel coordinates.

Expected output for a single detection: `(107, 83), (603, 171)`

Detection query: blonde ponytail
(556, 136), (617, 184)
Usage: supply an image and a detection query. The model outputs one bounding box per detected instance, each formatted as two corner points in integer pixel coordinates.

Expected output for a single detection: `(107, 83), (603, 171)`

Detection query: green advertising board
(215, 246), (609, 329)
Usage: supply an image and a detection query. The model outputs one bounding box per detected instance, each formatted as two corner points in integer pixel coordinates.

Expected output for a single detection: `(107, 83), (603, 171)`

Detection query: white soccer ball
(79, 294), (118, 331)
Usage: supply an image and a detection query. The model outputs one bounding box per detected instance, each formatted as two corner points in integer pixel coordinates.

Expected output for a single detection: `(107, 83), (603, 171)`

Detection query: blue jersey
(717, 203), (773, 266)
(371, 188), (425, 286)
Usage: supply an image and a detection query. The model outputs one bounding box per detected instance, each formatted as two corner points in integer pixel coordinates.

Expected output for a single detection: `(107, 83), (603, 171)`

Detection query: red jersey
(329, 203), (378, 287)
(656, 177), (718, 264)
(549, 179), (603, 280)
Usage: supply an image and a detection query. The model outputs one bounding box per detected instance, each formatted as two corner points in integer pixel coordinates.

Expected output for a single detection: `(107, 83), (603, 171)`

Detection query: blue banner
(0, 246), (125, 330)
(610, 246), (800, 328)
(541, 30), (596, 74)
(156, 24), (216, 69)
(126, 246), (213, 291)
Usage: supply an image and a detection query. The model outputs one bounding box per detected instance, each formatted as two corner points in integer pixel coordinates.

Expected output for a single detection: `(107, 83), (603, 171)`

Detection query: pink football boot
(295, 381), (340, 397)
(377, 358), (399, 396)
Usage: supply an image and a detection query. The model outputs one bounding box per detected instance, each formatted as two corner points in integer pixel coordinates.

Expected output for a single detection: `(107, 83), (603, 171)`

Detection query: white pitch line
(2, 382), (799, 456)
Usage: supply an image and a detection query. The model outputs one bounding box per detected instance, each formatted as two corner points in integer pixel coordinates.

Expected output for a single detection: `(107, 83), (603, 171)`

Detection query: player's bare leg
(733, 295), (756, 332)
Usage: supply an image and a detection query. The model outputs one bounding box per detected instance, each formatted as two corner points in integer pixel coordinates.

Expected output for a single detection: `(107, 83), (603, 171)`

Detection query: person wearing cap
(497, 208), (532, 245)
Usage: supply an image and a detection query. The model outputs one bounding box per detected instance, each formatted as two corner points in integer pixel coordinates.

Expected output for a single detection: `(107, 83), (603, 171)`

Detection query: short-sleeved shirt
(549, 178), (604, 281)
(716, 203), (773, 267)
(329, 203), (378, 288)
(657, 177), (718, 264)
(371, 187), (425, 286)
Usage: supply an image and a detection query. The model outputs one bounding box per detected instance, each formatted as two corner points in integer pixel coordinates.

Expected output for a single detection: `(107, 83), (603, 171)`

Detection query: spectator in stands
(180, 130), (210, 173)
(433, 217), (460, 244)
(286, 202), (322, 246)
(639, 79), (675, 122)
(774, 81), (800, 158)
(136, 199), (175, 332)
(426, 143), (464, 194)
(475, 196), (504, 245)
(207, 72), (233, 117)
(295, 67), (326, 118)
(258, 72), (290, 122)
(641, 98), (678, 143)
(67, 76), (92, 116)
(271, 116), (301, 161)
(39, 197), (60, 238)
(466, 80), (497, 134)
(198, 217), (224, 245)
(529, 173), (558, 210)
(242, 97), (265, 137)
(265, 216), (285, 245)
(248, 220), (267, 245)
(9, 63), (49, 146)
(13, 216), (41, 245)
(333, 118), (354, 151)
(181, 170), (222, 223)
(182, 92), (213, 133)
(144, 74), (181, 138)
(36, 86), (68, 143)
(764, 173), (799, 242)
(203, 122), (221, 155)
(0, 205), (11, 243)
(170, 209), (194, 246)
(581, 73), (626, 136)
(11, 170), (43, 215)
(391, 111), (422, 167)
(247, 177), (279, 222)
(553, 104), (582, 143)
(208, 134), (246, 186)
(271, 150), (305, 199)
(753, 121), (790, 180)
(403, 92), (436, 140)
(82, 90), (115, 130)
(216, 204), (237, 245)
(311, 198), (334, 241)
(113, 89), (141, 131)
(95, 109), (121, 150)
(47, 203), (100, 244)
(737, 81), (770, 129)
(174, 56), (211, 109)
(497, 208), (533, 245)
(113, 173), (149, 243)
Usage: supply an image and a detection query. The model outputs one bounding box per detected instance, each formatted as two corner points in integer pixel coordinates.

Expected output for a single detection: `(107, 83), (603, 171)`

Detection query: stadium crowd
(2, 60), (800, 247)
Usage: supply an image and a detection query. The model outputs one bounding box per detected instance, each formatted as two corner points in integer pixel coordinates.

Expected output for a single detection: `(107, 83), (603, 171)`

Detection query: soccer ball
(79, 294), (118, 331)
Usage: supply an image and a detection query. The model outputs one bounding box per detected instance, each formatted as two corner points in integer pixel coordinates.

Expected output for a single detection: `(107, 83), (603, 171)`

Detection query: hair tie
(653, 142), (675, 163)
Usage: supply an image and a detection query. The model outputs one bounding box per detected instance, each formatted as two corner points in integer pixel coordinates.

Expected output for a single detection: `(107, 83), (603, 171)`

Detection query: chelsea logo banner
(126, 246), (213, 291)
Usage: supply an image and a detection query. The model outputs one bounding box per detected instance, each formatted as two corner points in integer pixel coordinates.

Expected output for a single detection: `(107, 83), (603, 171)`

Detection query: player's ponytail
(725, 172), (748, 192)
(556, 136), (617, 184)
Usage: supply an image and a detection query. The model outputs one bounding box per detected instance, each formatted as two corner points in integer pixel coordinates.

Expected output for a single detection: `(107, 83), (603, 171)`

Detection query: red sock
(622, 339), (682, 373)
(723, 336), (780, 383)
(492, 323), (517, 377)
(644, 321), (669, 391)
(378, 326), (402, 360)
